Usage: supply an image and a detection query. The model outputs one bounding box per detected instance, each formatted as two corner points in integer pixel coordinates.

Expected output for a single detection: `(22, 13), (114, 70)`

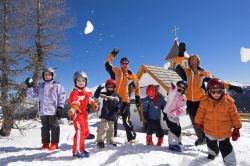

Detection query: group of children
(26, 48), (242, 166)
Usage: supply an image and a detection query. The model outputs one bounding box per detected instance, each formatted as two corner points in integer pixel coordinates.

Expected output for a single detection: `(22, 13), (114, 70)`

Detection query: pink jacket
(163, 85), (187, 118)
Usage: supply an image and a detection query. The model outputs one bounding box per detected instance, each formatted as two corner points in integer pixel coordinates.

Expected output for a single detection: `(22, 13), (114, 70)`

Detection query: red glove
(232, 128), (240, 141)
(196, 123), (204, 130)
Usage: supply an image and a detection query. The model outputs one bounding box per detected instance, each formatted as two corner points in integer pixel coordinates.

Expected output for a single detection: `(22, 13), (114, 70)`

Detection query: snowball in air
(84, 21), (94, 35)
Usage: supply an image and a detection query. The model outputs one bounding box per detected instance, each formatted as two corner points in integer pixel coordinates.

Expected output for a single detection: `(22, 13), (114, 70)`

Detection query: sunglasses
(209, 89), (224, 94)
(76, 79), (86, 83)
(121, 62), (129, 65)
(107, 85), (115, 89)
(178, 85), (186, 90)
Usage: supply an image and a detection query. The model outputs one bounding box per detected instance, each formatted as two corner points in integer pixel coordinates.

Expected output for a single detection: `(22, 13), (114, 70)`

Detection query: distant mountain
(226, 81), (250, 113)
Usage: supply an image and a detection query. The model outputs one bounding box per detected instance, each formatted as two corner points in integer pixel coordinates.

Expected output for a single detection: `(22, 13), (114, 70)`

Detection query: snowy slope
(0, 118), (250, 166)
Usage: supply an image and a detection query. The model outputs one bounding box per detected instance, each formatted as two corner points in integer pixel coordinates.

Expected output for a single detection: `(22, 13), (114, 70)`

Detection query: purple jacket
(27, 80), (66, 116)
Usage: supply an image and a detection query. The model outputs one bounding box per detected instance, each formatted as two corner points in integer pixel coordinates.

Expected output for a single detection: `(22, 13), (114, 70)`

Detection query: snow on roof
(137, 64), (182, 90)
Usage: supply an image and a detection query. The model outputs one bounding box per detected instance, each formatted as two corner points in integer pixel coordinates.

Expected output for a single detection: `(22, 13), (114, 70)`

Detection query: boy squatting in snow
(94, 79), (122, 148)
(26, 67), (66, 150)
(163, 80), (188, 152)
(68, 71), (98, 158)
(195, 78), (242, 165)
(143, 84), (166, 146)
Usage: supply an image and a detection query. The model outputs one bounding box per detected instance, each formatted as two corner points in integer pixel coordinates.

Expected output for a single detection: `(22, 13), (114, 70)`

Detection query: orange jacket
(184, 67), (212, 101)
(105, 54), (140, 103)
(195, 94), (242, 139)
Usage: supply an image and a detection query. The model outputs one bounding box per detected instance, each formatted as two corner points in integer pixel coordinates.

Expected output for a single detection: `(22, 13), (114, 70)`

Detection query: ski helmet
(42, 67), (55, 81)
(73, 71), (88, 86)
(207, 78), (224, 90)
(146, 84), (155, 97)
(105, 79), (116, 88)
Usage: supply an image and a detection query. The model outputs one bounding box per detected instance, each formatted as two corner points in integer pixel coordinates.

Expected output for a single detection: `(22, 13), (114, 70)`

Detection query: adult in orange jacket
(176, 54), (213, 145)
(176, 46), (243, 146)
(105, 49), (140, 143)
(195, 78), (242, 165)
(68, 71), (97, 158)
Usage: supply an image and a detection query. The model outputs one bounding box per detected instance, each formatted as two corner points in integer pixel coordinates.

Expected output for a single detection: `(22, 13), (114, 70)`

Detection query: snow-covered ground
(0, 118), (250, 166)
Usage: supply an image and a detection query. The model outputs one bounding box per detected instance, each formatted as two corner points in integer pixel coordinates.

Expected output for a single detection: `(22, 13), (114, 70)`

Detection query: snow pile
(240, 47), (250, 63)
(84, 21), (94, 35)
(0, 118), (250, 166)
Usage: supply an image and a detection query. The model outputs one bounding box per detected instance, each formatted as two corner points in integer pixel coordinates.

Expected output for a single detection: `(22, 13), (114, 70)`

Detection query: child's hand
(68, 108), (76, 117)
(232, 128), (240, 141)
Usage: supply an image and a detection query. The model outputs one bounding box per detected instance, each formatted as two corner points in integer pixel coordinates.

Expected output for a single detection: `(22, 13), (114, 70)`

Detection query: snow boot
(73, 150), (89, 158)
(169, 145), (182, 152)
(49, 143), (58, 150)
(40, 143), (50, 150)
(195, 139), (206, 146)
(97, 141), (105, 148)
(157, 137), (163, 146)
(146, 135), (153, 145)
(86, 133), (95, 140)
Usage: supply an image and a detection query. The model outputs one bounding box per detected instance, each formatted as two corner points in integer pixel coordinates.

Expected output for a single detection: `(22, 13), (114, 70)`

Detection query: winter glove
(135, 96), (141, 108)
(111, 48), (119, 57)
(195, 123), (204, 130)
(171, 82), (176, 89)
(56, 106), (64, 119)
(25, 78), (35, 88)
(94, 85), (104, 98)
(232, 128), (240, 141)
(228, 85), (243, 94)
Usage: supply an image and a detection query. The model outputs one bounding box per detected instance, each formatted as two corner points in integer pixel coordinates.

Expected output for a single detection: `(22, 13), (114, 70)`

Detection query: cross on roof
(172, 26), (179, 40)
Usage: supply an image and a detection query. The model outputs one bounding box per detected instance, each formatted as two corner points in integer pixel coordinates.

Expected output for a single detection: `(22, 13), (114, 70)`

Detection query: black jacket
(94, 89), (122, 121)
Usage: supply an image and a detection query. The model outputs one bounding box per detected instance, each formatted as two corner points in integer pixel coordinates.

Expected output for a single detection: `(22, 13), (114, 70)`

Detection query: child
(94, 79), (122, 148)
(143, 84), (166, 146)
(26, 67), (66, 150)
(68, 71), (98, 158)
(163, 80), (187, 152)
(195, 78), (242, 165)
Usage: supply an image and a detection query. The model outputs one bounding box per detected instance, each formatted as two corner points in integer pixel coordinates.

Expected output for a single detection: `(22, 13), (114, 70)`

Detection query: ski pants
(120, 102), (136, 141)
(72, 113), (88, 154)
(96, 118), (114, 144)
(40, 115), (60, 144)
(147, 119), (164, 138)
(187, 100), (205, 142)
(164, 116), (181, 145)
(206, 135), (236, 166)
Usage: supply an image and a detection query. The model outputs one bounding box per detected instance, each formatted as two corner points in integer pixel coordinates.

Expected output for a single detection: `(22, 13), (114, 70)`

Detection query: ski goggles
(76, 78), (86, 83)
(209, 89), (224, 94)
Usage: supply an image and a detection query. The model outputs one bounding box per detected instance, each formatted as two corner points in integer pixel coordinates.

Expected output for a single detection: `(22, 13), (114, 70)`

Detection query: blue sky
(49, 0), (250, 94)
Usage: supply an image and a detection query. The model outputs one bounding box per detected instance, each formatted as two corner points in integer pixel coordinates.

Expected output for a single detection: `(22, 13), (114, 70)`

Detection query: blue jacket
(143, 95), (166, 120)
(27, 80), (66, 116)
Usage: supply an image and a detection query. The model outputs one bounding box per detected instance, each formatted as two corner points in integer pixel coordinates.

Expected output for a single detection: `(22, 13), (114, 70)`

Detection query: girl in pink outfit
(163, 80), (187, 152)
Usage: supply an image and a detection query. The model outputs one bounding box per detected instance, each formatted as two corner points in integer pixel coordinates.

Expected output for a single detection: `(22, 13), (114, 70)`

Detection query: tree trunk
(0, 0), (12, 136)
